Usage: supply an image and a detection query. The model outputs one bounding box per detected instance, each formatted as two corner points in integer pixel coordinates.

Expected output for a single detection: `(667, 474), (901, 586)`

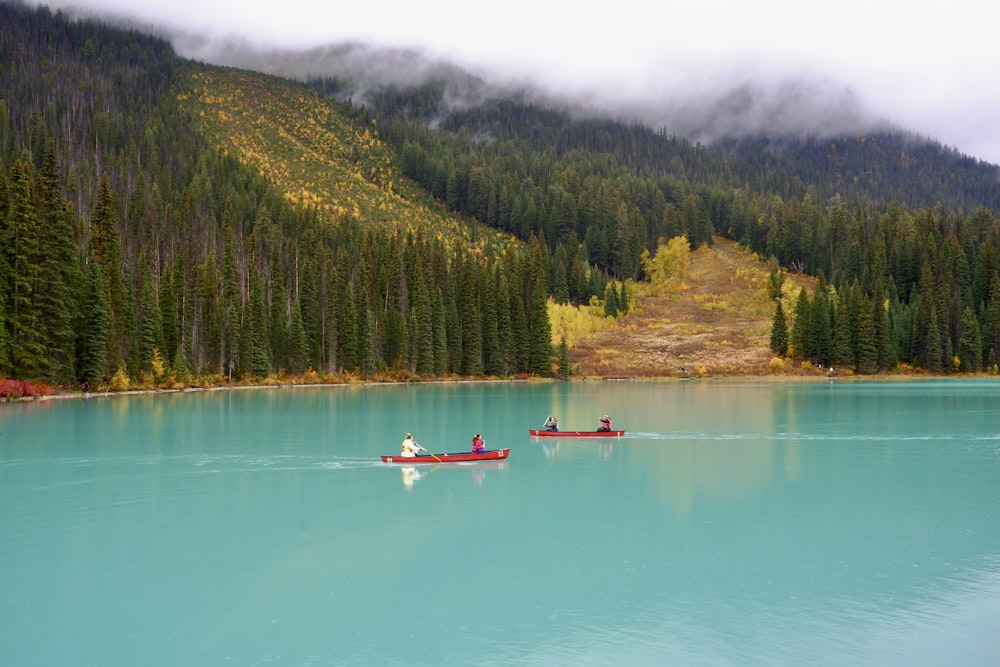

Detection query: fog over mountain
(161, 33), (894, 149)
(27, 0), (1000, 166)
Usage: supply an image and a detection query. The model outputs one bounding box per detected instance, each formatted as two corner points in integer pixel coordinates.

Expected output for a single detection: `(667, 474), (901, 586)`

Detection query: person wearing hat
(400, 433), (425, 457)
(471, 433), (486, 454)
(597, 415), (612, 432)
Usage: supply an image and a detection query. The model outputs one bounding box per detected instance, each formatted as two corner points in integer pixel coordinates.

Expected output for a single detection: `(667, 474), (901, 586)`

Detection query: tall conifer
(35, 141), (81, 383)
(6, 159), (44, 376)
(78, 262), (109, 384)
(770, 300), (789, 356)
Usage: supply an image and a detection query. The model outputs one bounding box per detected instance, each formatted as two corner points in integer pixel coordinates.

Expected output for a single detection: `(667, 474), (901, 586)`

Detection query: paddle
(417, 443), (442, 462)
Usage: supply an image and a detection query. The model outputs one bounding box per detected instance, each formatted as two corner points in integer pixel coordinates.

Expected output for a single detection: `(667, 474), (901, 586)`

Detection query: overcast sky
(31, 0), (1000, 165)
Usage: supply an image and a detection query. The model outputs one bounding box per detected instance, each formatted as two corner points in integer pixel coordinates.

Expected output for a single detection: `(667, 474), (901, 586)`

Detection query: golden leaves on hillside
(175, 65), (515, 254)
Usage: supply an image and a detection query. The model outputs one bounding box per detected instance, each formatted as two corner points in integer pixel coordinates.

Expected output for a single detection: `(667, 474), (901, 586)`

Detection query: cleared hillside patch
(571, 238), (813, 378)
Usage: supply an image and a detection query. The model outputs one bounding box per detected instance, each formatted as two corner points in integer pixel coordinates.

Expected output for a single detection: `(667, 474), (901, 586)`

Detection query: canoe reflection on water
(399, 460), (509, 490)
(539, 440), (615, 460)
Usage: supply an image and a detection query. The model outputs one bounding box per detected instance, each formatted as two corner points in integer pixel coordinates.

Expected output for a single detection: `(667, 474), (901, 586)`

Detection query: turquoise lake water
(2, 380), (999, 665)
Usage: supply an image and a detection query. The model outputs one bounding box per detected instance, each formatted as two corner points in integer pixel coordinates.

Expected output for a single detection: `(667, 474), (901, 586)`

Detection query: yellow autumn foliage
(548, 298), (617, 347)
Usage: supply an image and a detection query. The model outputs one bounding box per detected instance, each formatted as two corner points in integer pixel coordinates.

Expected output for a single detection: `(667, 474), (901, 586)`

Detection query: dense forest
(0, 3), (588, 390)
(3, 2), (1000, 392)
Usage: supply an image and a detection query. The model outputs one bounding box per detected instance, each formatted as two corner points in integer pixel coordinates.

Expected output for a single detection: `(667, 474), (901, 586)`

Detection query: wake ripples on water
(625, 431), (1000, 442)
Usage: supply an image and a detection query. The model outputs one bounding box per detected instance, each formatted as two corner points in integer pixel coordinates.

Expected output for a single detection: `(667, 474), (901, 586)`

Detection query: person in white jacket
(400, 433), (426, 457)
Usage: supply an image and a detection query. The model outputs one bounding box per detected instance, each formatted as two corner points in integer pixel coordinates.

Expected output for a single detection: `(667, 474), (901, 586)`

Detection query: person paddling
(472, 434), (486, 453)
(544, 415), (559, 432)
(598, 415), (612, 432)
(400, 433), (426, 457)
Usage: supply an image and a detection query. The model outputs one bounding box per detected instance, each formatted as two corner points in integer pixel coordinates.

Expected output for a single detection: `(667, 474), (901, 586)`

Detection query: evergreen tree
(809, 283), (833, 366)
(35, 141), (81, 384)
(557, 335), (571, 378)
(831, 296), (853, 367)
(432, 287), (448, 376)
(159, 261), (179, 365)
(137, 264), (162, 375)
(5, 159), (45, 377)
(269, 246), (288, 373)
(413, 268), (434, 375)
(246, 269), (270, 379)
(78, 262), (109, 384)
(494, 270), (512, 375)
(89, 174), (126, 370)
(983, 275), (1000, 370)
(460, 260), (483, 376)
(790, 288), (812, 360)
(958, 305), (982, 372)
(221, 231), (241, 380)
(855, 295), (879, 374)
(925, 306), (943, 372)
(604, 282), (619, 318)
(481, 265), (503, 376)
(527, 278), (552, 376)
(871, 280), (894, 370)
(289, 298), (309, 374)
(357, 276), (377, 376)
(770, 300), (789, 356)
(551, 244), (570, 304)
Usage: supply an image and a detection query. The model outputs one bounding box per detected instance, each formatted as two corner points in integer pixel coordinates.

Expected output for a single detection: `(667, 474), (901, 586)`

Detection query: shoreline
(15, 370), (999, 403)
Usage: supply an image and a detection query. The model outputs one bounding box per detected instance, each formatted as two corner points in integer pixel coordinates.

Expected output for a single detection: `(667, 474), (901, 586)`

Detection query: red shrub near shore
(0, 379), (53, 400)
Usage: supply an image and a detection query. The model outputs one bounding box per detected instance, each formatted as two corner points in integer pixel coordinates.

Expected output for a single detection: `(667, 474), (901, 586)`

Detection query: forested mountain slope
(4, 1), (1000, 389)
(0, 3), (563, 388)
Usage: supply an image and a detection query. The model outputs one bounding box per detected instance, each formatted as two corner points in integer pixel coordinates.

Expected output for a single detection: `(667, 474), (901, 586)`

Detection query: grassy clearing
(570, 237), (814, 378)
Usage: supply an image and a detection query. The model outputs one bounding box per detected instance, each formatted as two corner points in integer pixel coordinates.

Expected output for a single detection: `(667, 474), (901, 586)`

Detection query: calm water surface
(2, 380), (999, 665)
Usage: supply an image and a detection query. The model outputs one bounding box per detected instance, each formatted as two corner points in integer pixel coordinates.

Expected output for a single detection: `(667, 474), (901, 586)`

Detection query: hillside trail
(571, 237), (805, 378)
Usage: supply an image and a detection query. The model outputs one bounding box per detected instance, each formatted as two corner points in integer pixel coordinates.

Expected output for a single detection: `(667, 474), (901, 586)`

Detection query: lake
(2, 380), (999, 665)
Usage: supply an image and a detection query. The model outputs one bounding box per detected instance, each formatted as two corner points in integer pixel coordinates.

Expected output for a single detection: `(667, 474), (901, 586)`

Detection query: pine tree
(481, 265), (503, 376)
(289, 298), (308, 375)
(557, 336), (571, 378)
(432, 287), (448, 376)
(494, 270), (512, 376)
(413, 268), (434, 375)
(831, 296), (853, 367)
(958, 306), (982, 372)
(137, 264), (162, 375)
(770, 300), (789, 356)
(871, 280), (895, 370)
(159, 261), (179, 365)
(855, 295), (879, 374)
(809, 283), (833, 366)
(6, 159), (45, 377)
(790, 288), (812, 360)
(925, 306), (943, 372)
(89, 174), (126, 370)
(268, 245), (288, 373)
(78, 262), (109, 384)
(246, 269), (270, 379)
(618, 281), (629, 314)
(221, 231), (241, 380)
(604, 282), (619, 317)
(527, 278), (552, 376)
(357, 276), (376, 376)
(460, 260), (483, 376)
(34, 141), (81, 384)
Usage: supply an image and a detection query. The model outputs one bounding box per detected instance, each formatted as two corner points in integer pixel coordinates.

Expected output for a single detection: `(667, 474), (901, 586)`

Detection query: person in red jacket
(471, 434), (486, 453)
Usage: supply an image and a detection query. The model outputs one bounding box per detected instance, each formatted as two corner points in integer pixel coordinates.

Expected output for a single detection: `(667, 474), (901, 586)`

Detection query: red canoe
(529, 429), (625, 437)
(381, 448), (510, 464)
